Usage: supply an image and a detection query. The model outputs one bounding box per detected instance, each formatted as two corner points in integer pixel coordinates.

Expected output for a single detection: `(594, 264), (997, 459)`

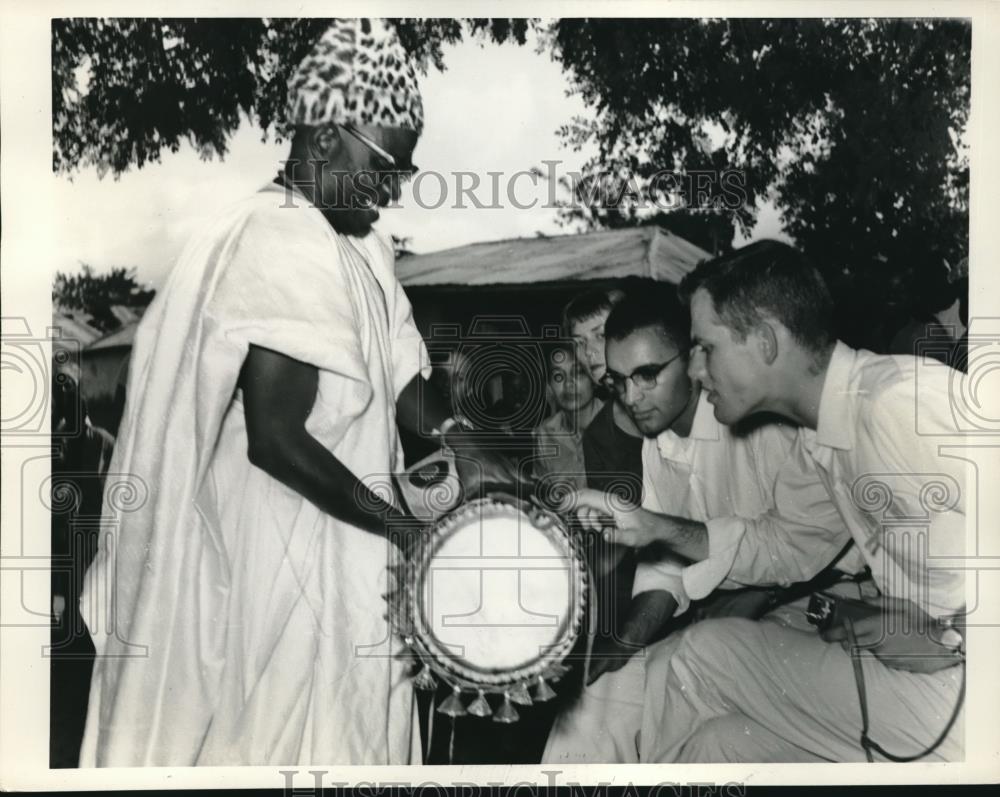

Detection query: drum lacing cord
(422, 686), (434, 764)
(421, 692), (456, 764)
(415, 691), (460, 764)
(844, 616), (965, 762)
(582, 577), (600, 689)
(385, 644), (421, 766)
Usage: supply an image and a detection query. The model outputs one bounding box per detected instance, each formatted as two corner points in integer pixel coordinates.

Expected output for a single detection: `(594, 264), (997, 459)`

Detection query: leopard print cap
(287, 18), (423, 134)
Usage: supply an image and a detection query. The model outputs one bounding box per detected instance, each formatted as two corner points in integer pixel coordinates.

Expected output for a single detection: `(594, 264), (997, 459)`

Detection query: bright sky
(50, 32), (785, 290)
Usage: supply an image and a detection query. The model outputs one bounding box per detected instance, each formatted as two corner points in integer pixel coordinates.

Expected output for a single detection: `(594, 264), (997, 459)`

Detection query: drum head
(408, 495), (587, 690)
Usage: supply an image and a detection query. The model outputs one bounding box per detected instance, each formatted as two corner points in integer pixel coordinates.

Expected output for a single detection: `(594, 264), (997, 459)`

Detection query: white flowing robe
(79, 183), (427, 766)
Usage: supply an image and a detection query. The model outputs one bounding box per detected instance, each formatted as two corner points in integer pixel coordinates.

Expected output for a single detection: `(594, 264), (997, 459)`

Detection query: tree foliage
(52, 18), (535, 177)
(550, 18), (970, 347)
(52, 17), (970, 349)
(53, 265), (156, 332)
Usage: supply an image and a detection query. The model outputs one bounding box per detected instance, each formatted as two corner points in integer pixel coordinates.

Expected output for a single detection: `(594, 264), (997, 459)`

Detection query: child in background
(563, 288), (643, 498)
(533, 341), (603, 489)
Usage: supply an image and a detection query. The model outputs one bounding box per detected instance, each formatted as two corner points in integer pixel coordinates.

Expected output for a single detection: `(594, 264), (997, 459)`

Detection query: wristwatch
(932, 614), (965, 662)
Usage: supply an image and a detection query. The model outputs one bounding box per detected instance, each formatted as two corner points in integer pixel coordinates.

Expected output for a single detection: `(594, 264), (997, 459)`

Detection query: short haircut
(561, 287), (626, 331)
(678, 240), (835, 354)
(604, 285), (691, 352)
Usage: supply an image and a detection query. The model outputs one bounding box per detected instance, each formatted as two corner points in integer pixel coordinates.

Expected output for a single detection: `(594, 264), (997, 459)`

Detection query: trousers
(541, 588), (799, 764)
(640, 617), (964, 762)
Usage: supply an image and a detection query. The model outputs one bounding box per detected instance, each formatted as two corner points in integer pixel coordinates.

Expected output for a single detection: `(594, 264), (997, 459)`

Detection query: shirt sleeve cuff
(632, 560), (690, 616)
(681, 515), (747, 602)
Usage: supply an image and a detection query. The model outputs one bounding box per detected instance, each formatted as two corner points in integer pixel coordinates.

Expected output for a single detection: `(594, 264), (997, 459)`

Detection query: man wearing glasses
(80, 20), (511, 767)
(544, 288), (847, 764)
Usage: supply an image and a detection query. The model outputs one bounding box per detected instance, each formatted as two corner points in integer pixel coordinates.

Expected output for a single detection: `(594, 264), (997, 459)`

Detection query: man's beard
(310, 171), (379, 237)
(323, 206), (376, 237)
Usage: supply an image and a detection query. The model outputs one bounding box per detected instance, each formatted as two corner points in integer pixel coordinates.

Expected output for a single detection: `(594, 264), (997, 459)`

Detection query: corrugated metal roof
(52, 312), (102, 347)
(395, 226), (711, 287)
(85, 320), (139, 351)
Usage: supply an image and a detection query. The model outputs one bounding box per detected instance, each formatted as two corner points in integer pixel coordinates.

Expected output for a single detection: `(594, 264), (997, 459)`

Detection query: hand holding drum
(441, 427), (534, 500)
(571, 487), (663, 548)
(383, 507), (432, 560)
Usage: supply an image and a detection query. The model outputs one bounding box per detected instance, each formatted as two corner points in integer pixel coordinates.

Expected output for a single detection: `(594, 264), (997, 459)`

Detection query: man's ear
(757, 321), (779, 365)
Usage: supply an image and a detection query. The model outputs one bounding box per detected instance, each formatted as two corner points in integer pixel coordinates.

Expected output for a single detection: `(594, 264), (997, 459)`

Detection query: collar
(814, 341), (858, 451)
(655, 390), (720, 462)
(690, 390), (722, 441)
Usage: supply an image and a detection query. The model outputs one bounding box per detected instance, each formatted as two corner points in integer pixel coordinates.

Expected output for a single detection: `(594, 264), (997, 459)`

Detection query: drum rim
(406, 493), (588, 691)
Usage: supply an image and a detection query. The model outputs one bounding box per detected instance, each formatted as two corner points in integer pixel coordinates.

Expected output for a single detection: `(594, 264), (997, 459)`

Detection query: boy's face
(570, 309), (611, 384)
(547, 350), (595, 413)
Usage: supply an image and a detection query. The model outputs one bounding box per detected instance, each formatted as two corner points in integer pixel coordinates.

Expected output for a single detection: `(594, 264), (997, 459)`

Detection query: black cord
(845, 616), (965, 762)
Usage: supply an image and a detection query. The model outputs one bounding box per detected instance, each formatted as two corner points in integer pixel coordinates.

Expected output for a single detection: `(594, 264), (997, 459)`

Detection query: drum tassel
(437, 684), (467, 717)
(413, 665), (437, 691)
(534, 675), (556, 702)
(467, 690), (492, 717)
(509, 681), (533, 706)
(493, 692), (520, 724)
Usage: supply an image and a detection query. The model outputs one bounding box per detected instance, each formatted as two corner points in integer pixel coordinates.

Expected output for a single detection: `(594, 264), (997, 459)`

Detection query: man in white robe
(78, 20), (508, 766)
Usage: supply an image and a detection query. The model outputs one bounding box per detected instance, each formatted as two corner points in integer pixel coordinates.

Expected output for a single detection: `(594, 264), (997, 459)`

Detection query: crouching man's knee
(676, 617), (760, 665)
(677, 714), (755, 763)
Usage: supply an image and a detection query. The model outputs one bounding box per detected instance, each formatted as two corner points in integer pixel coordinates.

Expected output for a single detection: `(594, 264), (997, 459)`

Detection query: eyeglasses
(601, 349), (688, 396)
(340, 124), (418, 177)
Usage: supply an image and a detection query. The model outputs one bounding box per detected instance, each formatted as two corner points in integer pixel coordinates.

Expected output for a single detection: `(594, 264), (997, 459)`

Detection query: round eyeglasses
(601, 349), (688, 396)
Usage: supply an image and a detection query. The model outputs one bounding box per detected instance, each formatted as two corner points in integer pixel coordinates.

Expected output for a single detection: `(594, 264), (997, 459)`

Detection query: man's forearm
(651, 514), (709, 562)
(617, 589), (680, 648)
(249, 428), (408, 540)
(239, 345), (416, 543)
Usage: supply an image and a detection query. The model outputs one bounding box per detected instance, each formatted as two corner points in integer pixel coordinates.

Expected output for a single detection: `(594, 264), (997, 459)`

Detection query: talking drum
(389, 494), (589, 723)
